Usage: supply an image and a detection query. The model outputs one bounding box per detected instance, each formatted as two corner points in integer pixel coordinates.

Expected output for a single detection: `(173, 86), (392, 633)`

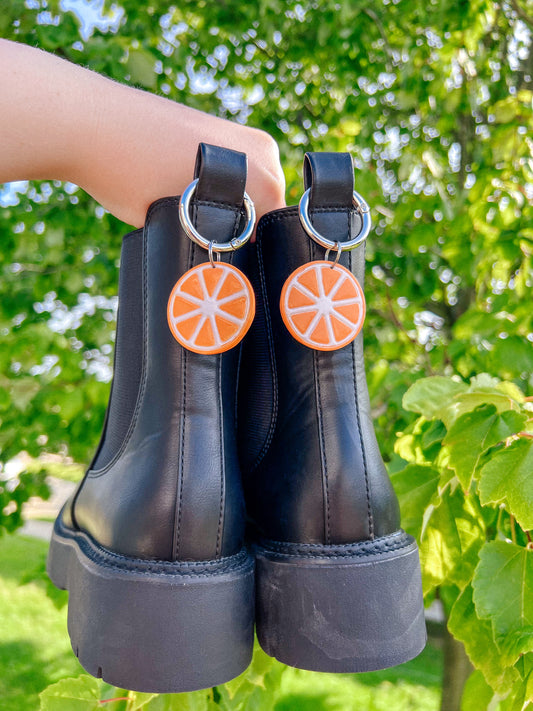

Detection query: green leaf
(419, 487), (485, 594)
(129, 692), (159, 710)
(401, 376), (522, 429)
(217, 644), (284, 711)
(421, 418), (447, 453)
(499, 670), (533, 711)
(338, 118), (362, 136)
(390, 463), (440, 539)
(402, 376), (468, 418)
(469, 374), (503, 391)
(473, 541), (533, 640)
(0, 386), (10, 410)
(127, 49), (157, 89)
(492, 336), (533, 380)
(479, 438), (533, 530)
(39, 675), (101, 711)
(443, 404), (527, 490)
(44, 227), (65, 248)
(498, 627), (533, 667)
(394, 417), (447, 466)
(10, 378), (42, 411)
(492, 96), (521, 123)
(496, 380), (528, 404)
(144, 691), (211, 710)
(460, 670), (495, 711)
(442, 392), (523, 430)
(20, 560), (68, 609)
(514, 652), (533, 680)
(53, 388), (86, 420)
(222, 642), (274, 701)
(448, 585), (519, 694)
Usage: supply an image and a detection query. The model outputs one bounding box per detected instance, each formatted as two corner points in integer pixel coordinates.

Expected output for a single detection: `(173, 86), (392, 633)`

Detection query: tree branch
(509, 0), (533, 28)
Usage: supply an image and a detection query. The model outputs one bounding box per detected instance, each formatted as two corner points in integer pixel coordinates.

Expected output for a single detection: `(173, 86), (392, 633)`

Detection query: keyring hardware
(324, 241), (343, 268)
(298, 188), (371, 251)
(169, 177), (256, 355)
(208, 241), (222, 268)
(179, 178), (256, 253)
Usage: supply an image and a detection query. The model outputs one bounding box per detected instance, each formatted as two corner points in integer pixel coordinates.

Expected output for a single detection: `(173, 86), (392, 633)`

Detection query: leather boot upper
(69, 145), (251, 562)
(238, 152), (401, 545)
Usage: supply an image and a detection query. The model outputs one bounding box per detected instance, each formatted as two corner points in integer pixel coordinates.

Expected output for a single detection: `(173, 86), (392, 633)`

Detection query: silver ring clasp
(298, 188), (371, 251)
(178, 178), (256, 253)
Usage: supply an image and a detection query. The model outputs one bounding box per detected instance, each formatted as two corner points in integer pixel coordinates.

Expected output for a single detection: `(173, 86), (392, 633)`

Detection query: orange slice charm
(167, 262), (255, 355)
(280, 261), (365, 351)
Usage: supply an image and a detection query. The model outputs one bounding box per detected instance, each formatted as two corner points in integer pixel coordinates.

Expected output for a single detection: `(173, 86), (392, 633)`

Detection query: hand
(0, 40), (286, 229)
(79, 95), (287, 228)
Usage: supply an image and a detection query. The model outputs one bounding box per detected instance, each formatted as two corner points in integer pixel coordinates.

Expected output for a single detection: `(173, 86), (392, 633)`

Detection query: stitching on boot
(258, 529), (405, 550)
(215, 213), (239, 558)
(220, 248), (238, 557)
(194, 199), (245, 211)
(256, 206), (357, 232)
(256, 530), (413, 559)
(310, 237), (331, 545)
(361, 239), (374, 538)
(145, 196), (242, 219)
(350, 247), (374, 540)
(314, 351), (331, 545)
(234, 339), (243, 431)
(248, 240), (278, 470)
(257, 207), (299, 229)
(54, 516), (252, 576)
(173, 214), (195, 559)
(233, 246), (244, 433)
(215, 350), (225, 558)
(311, 229), (332, 546)
(214, 209), (240, 558)
(175, 348), (186, 559)
(231, 206), (241, 240)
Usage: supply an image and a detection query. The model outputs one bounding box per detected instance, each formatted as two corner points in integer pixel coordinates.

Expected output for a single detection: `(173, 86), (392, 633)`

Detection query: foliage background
(0, 0), (532, 709)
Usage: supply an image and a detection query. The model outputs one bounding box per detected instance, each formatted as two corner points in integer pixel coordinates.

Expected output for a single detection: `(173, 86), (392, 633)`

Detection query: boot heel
(254, 532), (426, 673)
(48, 517), (255, 693)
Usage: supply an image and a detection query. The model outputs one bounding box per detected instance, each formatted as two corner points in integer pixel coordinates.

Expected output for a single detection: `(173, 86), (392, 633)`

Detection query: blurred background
(0, 1), (531, 710)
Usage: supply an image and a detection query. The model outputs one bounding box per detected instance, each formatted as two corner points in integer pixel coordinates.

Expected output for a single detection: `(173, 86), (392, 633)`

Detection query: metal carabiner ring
(179, 178), (256, 253)
(298, 188), (371, 251)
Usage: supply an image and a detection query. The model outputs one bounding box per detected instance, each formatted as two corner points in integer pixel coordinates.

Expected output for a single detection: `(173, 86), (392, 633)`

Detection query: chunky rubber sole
(47, 516), (255, 693)
(254, 531), (426, 672)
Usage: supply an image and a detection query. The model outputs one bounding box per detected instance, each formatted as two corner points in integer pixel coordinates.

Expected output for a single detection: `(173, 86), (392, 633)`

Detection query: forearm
(0, 40), (285, 227)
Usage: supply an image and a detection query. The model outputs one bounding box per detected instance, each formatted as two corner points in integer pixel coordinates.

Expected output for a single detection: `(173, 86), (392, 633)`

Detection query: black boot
(47, 144), (255, 693)
(238, 152), (426, 672)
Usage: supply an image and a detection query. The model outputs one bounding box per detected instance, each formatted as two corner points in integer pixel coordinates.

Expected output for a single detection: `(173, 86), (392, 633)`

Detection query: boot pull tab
(180, 143), (255, 252)
(299, 152), (371, 253)
(279, 152), (370, 352)
(194, 142), (247, 208)
(167, 143), (256, 355)
(303, 152), (354, 209)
